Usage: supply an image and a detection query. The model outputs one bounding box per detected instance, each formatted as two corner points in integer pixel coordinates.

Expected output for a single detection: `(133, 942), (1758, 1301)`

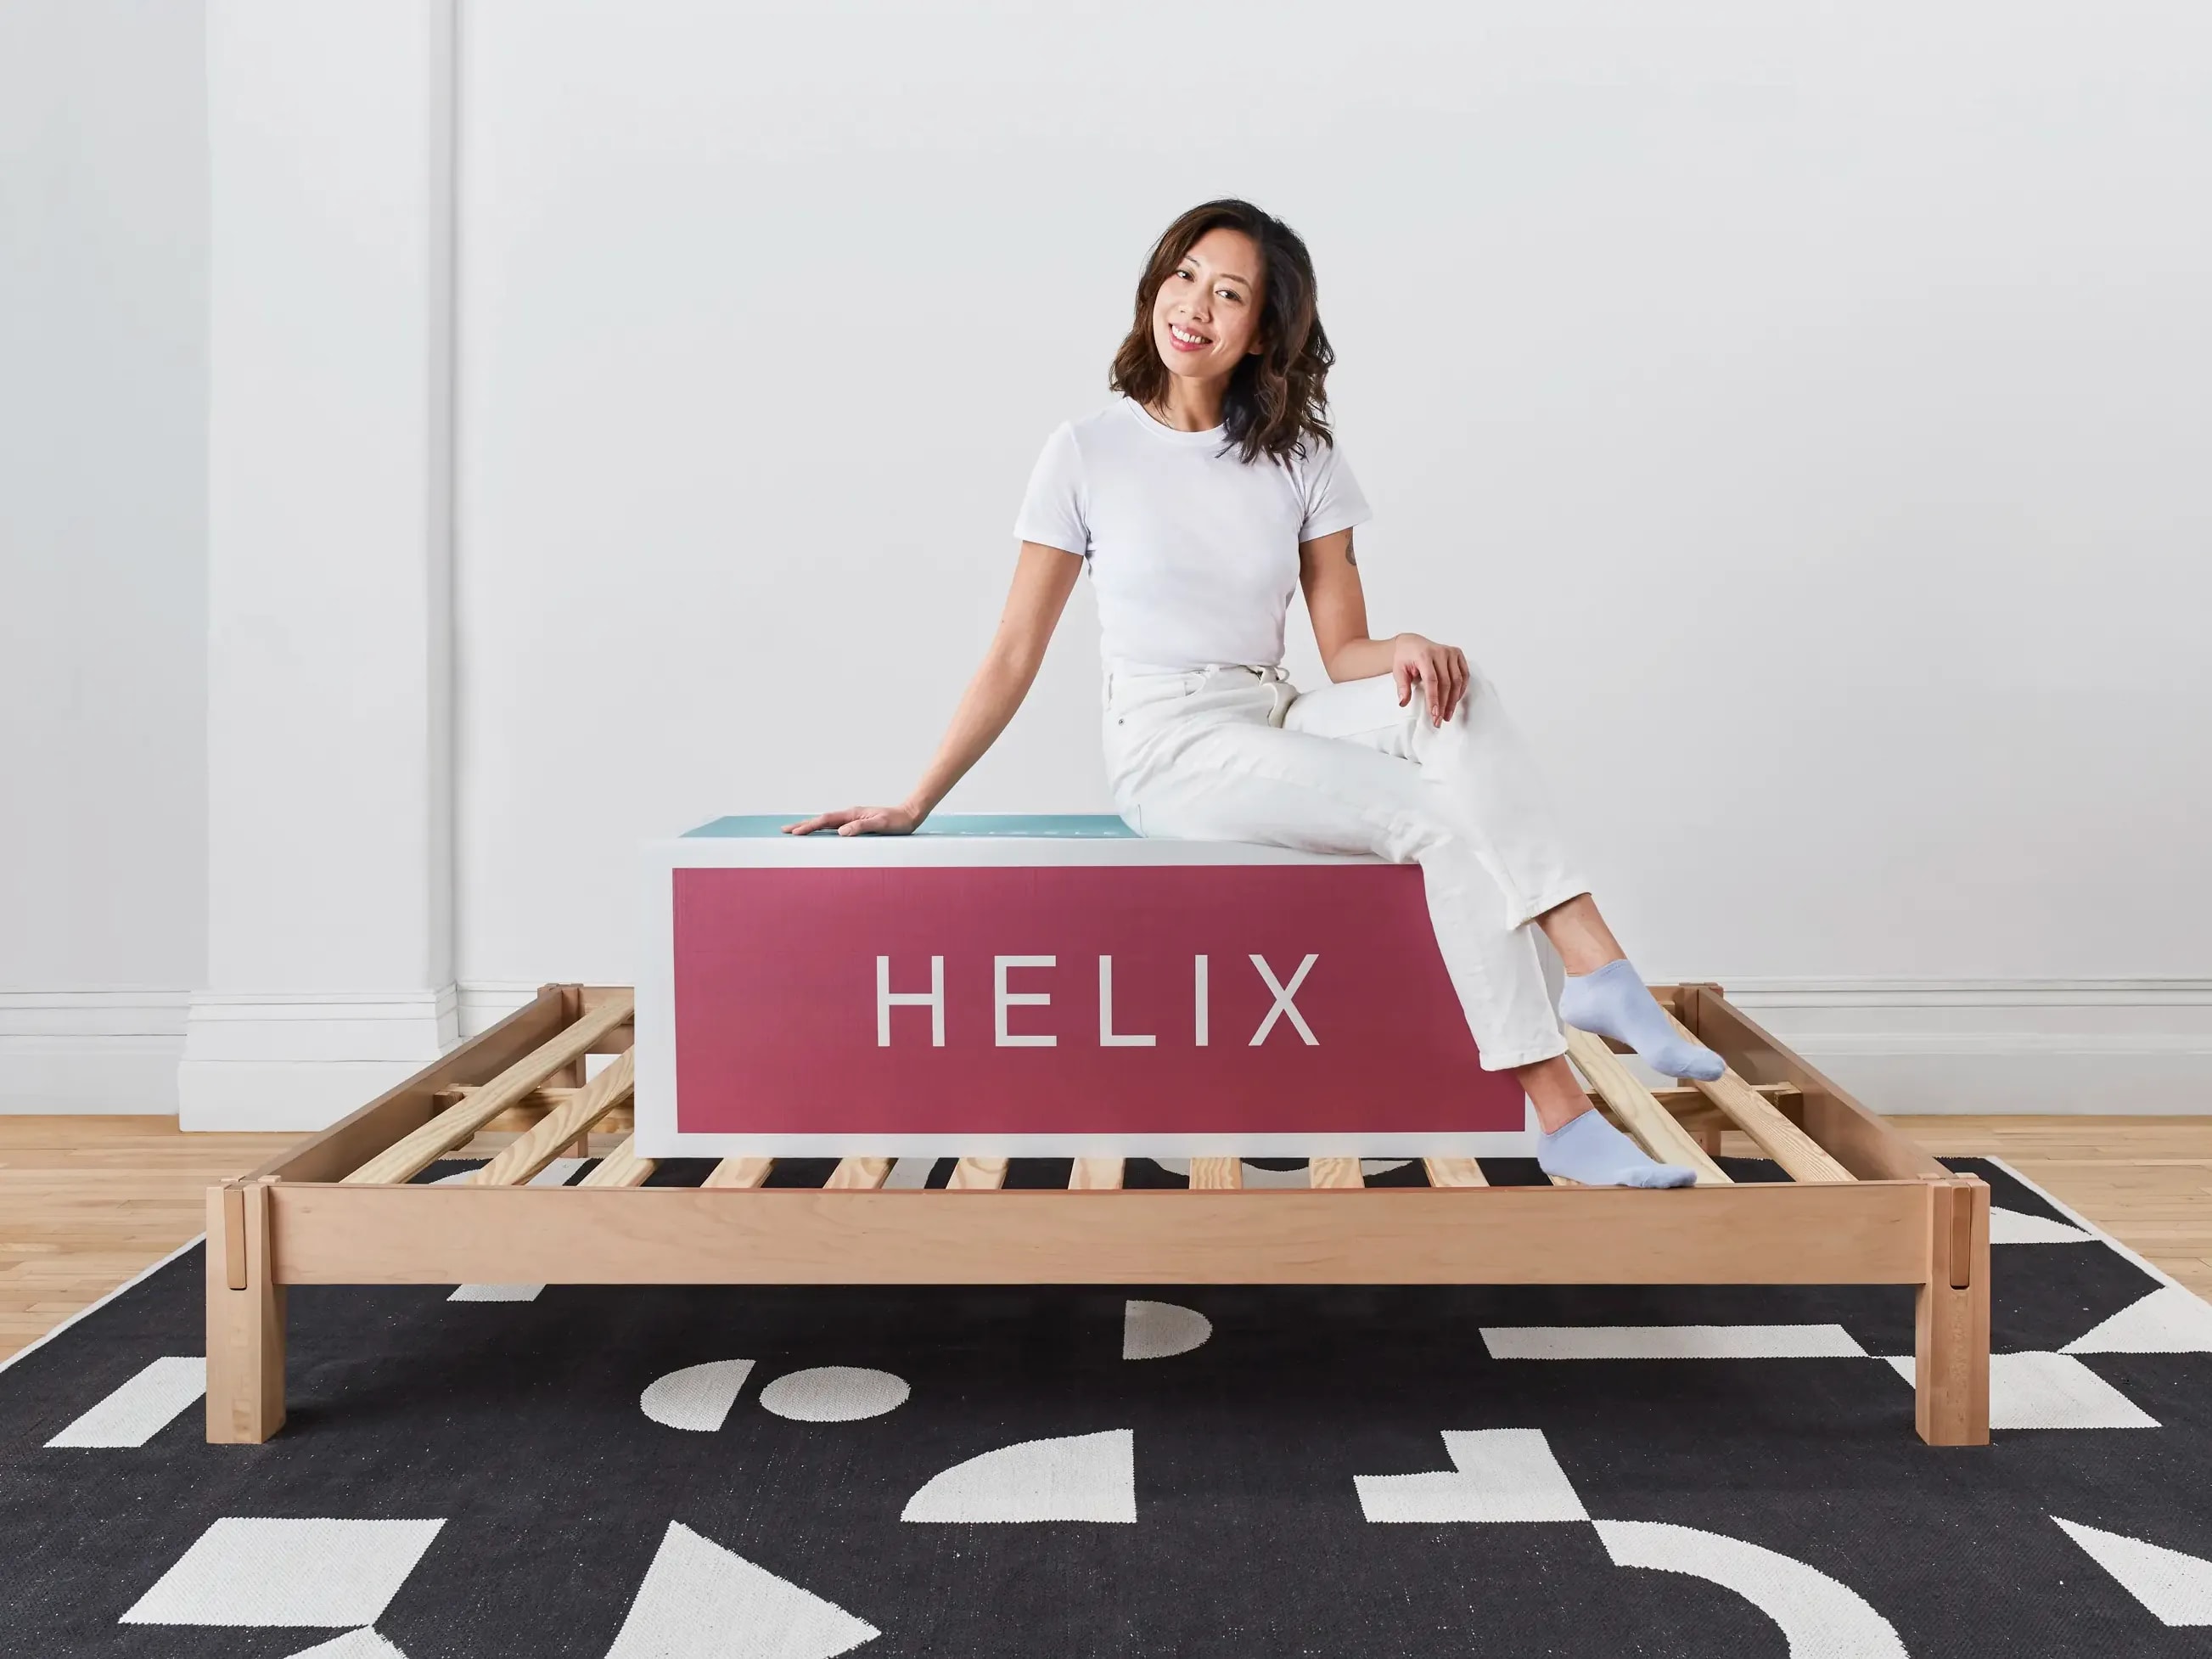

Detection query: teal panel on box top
(686, 813), (1137, 840)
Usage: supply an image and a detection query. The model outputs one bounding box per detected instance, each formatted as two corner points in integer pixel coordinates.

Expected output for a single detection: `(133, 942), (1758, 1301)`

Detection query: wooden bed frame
(206, 980), (1990, 1448)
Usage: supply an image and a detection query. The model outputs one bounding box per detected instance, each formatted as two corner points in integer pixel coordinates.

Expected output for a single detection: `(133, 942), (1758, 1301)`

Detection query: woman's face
(1150, 226), (1265, 387)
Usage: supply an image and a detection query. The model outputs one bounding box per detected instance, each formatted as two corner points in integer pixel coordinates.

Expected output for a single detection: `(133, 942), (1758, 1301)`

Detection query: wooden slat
(435, 1083), (646, 1139)
(1661, 1013), (1855, 1184)
(704, 1157), (774, 1189)
(575, 1136), (654, 1188)
(438, 1083), (583, 1111)
(1188, 1157), (1242, 1189)
(1563, 1027), (1731, 1186)
(1648, 1080), (1795, 1111)
(245, 987), (574, 1184)
(947, 1157), (1008, 1190)
(1422, 1157), (1488, 1189)
(579, 985), (634, 1019)
(1309, 1157), (1364, 1189)
(1684, 985), (1947, 1180)
(468, 1052), (636, 1187)
(343, 996), (637, 1185)
(827, 1158), (895, 1189)
(1069, 1159), (1124, 1190)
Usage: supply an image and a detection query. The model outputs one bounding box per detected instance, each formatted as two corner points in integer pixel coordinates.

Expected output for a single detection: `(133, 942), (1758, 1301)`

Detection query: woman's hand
(782, 804), (925, 836)
(1391, 633), (1470, 726)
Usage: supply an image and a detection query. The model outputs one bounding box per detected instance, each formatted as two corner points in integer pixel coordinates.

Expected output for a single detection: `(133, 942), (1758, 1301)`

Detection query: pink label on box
(671, 865), (1524, 1136)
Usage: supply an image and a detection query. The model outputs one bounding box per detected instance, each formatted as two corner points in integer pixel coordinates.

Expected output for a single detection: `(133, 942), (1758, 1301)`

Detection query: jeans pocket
(1109, 672), (1203, 718)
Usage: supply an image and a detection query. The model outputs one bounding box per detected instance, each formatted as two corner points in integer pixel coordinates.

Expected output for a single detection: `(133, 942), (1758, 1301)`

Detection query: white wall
(181, 0), (463, 1130)
(454, 1), (2212, 1108)
(0, 1), (208, 1110)
(2, 2), (2206, 1119)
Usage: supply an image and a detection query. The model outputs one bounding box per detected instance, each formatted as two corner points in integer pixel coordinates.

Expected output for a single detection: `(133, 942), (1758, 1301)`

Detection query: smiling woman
(1105, 200), (1336, 468)
(783, 198), (1726, 1189)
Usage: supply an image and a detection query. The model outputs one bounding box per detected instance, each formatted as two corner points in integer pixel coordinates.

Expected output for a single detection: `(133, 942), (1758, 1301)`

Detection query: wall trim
(181, 985), (461, 1061)
(176, 984), (460, 1130)
(1715, 977), (2212, 1113)
(458, 980), (544, 1038)
(1716, 976), (2212, 1008)
(0, 990), (191, 1114)
(3, 979), (2206, 1120)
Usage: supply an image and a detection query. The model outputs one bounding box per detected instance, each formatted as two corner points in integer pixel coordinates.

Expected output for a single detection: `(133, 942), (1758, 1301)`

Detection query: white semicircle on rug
(1990, 1206), (2091, 1244)
(901, 1429), (1135, 1523)
(1147, 1157), (1311, 1188)
(2063, 1285), (2212, 1354)
(1595, 1519), (1907, 1657)
(1233, 1161), (1319, 1189)
(641, 1359), (756, 1431)
(2053, 1516), (2212, 1627)
(1123, 1300), (1210, 1360)
(1356, 1429), (1588, 1523)
(1883, 1352), (2159, 1429)
(604, 1521), (879, 1659)
(757, 1367), (909, 1422)
(284, 1631), (410, 1658)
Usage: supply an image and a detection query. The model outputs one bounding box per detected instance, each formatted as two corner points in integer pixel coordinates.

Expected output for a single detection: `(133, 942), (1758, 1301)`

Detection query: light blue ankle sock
(1558, 957), (1725, 1081)
(1539, 1109), (1696, 1189)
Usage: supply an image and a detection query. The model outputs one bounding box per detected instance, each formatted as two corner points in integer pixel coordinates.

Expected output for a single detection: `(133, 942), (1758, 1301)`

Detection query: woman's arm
(783, 541), (1084, 835)
(1298, 526), (1469, 724)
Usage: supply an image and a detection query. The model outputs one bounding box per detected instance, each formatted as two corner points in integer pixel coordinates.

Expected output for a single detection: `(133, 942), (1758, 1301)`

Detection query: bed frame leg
(206, 1179), (287, 1444)
(1914, 1176), (1990, 1446)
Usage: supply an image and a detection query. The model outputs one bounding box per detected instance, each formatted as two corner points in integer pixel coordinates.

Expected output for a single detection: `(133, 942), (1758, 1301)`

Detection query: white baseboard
(4, 979), (2207, 1122)
(458, 980), (541, 1038)
(176, 1058), (444, 1132)
(175, 985), (460, 1131)
(1724, 978), (2212, 1114)
(181, 985), (460, 1061)
(0, 991), (189, 1113)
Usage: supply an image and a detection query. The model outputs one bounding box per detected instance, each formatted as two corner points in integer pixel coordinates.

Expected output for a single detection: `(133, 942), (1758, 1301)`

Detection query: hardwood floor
(1890, 1116), (2212, 1297)
(3, 1114), (2208, 1363)
(0, 1116), (294, 1362)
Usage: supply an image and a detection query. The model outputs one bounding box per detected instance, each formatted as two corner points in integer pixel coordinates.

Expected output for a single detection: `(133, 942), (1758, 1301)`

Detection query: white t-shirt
(1013, 395), (1373, 672)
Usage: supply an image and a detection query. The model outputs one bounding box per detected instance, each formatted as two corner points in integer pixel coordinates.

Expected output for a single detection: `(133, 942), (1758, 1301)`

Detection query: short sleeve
(1297, 438), (1373, 543)
(1012, 422), (1090, 557)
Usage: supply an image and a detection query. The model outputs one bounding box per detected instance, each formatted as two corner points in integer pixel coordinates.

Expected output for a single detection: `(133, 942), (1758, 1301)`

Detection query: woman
(786, 198), (1722, 1188)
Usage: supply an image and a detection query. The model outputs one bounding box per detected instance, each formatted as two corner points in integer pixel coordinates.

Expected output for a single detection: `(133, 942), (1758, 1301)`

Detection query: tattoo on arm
(1345, 533), (1357, 568)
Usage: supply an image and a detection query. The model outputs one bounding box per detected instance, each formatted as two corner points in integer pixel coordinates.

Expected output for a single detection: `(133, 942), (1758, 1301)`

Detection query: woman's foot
(1538, 1109), (1696, 1189)
(1558, 957), (1725, 1081)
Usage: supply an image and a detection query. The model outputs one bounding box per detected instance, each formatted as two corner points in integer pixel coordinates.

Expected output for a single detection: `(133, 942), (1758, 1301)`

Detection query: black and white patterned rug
(4, 1156), (2212, 1657)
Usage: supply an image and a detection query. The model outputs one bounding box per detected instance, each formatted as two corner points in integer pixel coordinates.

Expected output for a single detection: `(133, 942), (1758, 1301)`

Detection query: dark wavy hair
(1109, 199), (1336, 468)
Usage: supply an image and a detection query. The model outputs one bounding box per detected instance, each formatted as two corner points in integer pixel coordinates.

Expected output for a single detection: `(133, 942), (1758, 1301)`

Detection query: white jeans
(1100, 660), (1592, 1071)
